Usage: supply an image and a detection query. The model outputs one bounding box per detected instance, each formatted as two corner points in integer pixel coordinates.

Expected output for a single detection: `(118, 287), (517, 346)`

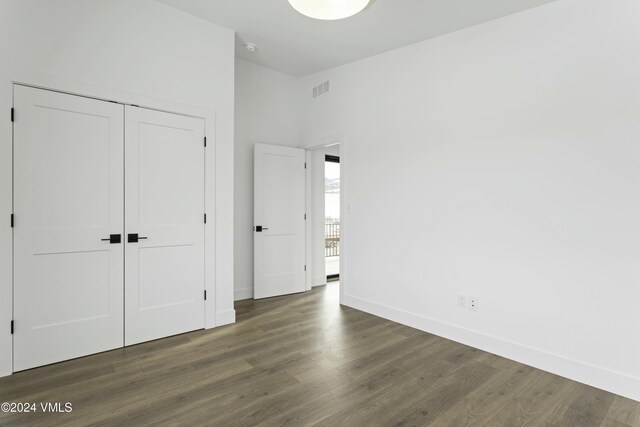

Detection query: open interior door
(254, 144), (306, 299)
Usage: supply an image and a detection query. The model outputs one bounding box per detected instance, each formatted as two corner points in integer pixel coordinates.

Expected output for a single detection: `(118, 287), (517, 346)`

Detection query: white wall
(234, 59), (301, 300)
(300, 0), (640, 401)
(0, 0), (236, 376)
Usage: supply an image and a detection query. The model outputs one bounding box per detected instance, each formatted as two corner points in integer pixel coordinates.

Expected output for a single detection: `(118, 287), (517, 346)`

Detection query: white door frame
(0, 72), (226, 377)
(305, 133), (348, 306)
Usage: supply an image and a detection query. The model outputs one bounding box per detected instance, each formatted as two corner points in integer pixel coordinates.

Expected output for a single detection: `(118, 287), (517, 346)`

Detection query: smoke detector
(245, 43), (257, 53)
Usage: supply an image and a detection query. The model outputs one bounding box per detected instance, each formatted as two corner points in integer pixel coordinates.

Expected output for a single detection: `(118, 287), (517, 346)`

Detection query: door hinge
(204, 136), (207, 148)
(204, 290), (207, 300)
(304, 214), (307, 220)
(304, 265), (307, 272)
(204, 213), (207, 224)
(10, 214), (14, 228)
(10, 108), (14, 122)
(10, 320), (14, 335)
(304, 162), (307, 169)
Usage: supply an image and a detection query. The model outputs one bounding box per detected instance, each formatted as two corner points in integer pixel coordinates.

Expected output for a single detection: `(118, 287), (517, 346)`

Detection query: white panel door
(13, 85), (124, 371)
(124, 106), (205, 346)
(254, 144), (306, 299)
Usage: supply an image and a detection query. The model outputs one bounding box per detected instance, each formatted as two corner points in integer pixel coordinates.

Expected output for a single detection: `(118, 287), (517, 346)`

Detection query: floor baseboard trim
(216, 309), (236, 327)
(343, 294), (640, 402)
(234, 287), (253, 301)
(311, 275), (327, 288)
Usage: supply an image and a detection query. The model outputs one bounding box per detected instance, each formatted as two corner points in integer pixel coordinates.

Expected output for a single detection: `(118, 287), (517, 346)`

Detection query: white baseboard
(311, 280), (327, 288)
(234, 287), (253, 301)
(311, 275), (327, 288)
(343, 294), (640, 402)
(215, 309), (236, 327)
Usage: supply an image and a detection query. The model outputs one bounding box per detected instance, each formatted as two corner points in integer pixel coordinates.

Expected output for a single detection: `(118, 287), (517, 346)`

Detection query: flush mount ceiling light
(288, 0), (370, 20)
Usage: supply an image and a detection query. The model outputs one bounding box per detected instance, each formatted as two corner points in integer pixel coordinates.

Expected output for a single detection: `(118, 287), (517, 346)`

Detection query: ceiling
(158, 0), (556, 77)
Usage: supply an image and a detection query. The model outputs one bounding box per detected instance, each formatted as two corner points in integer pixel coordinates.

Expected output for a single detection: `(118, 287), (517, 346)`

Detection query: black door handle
(255, 226), (269, 232)
(128, 233), (148, 243)
(101, 234), (121, 244)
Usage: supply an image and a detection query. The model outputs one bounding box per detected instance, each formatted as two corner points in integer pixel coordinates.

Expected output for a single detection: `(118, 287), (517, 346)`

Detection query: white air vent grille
(312, 80), (330, 98)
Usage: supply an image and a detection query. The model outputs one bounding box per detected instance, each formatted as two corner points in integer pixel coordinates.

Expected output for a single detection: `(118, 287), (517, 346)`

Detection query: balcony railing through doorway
(325, 222), (340, 257)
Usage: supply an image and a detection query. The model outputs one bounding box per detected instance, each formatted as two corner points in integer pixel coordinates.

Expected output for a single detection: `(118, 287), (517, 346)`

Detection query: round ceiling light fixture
(288, 0), (370, 20)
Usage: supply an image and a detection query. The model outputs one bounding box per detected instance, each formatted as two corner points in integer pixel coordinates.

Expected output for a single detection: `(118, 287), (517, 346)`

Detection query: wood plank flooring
(0, 283), (638, 426)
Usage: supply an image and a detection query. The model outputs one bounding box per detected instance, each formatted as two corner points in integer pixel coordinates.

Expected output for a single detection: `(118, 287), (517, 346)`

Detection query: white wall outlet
(469, 297), (479, 312)
(457, 295), (467, 309)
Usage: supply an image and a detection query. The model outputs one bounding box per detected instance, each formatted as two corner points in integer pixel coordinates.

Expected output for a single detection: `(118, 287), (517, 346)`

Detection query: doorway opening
(325, 154), (340, 282)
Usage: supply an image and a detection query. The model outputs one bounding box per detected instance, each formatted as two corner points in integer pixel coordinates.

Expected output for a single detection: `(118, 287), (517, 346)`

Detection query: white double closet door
(13, 86), (205, 371)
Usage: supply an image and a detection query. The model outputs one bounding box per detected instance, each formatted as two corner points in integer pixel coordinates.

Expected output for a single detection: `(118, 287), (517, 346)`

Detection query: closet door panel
(13, 85), (124, 371)
(124, 106), (205, 346)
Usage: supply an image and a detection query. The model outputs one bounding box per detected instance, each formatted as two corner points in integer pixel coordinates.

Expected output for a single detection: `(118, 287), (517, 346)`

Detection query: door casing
(304, 135), (347, 305)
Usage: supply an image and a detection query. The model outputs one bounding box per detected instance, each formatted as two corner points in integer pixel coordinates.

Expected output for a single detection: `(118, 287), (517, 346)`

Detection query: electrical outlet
(457, 295), (467, 309)
(469, 297), (479, 312)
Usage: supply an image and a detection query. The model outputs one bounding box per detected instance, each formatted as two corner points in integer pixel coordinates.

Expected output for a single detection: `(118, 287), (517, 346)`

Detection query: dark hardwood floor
(0, 283), (638, 426)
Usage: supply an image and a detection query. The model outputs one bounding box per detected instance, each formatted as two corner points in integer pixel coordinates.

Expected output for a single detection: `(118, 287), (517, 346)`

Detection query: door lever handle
(101, 234), (121, 244)
(255, 226), (269, 232)
(128, 233), (148, 243)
